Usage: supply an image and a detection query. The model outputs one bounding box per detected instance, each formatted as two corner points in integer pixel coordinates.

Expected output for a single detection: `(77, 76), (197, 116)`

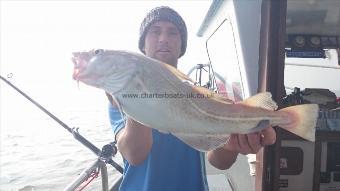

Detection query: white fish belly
(117, 91), (267, 135)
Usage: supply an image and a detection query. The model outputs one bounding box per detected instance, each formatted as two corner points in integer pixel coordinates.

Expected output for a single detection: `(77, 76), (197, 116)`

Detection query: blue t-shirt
(108, 104), (209, 191)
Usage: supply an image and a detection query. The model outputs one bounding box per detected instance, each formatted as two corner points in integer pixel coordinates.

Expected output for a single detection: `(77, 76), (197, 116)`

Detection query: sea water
(0, 81), (123, 191)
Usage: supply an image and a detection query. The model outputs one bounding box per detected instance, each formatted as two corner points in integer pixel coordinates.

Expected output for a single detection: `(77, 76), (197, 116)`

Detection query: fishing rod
(0, 75), (123, 174)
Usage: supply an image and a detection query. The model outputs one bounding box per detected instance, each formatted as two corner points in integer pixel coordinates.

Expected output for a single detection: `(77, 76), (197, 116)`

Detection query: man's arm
(107, 93), (153, 166)
(116, 118), (153, 166)
(207, 127), (276, 170)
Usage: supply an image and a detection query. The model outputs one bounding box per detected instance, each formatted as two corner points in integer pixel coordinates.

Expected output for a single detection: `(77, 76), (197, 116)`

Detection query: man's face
(143, 21), (182, 67)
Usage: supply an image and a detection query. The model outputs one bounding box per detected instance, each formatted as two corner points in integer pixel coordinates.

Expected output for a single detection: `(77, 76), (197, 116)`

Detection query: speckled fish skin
(72, 49), (319, 151)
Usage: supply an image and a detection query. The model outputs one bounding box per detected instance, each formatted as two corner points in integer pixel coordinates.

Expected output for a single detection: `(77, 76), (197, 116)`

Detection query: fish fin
(111, 95), (126, 127)
(135, 76), (151, 94)
(191, 85), (235, 104)
(241, 92), (278, 111)
(163, 63), (196, 83)
(163, 62), (235, 105)
(162, 63), (233, 103)
(278, 104), (319, 141)
(157, 129), (170, 134)
(249, 120), (271, 133)
(172, 133), (230, 152)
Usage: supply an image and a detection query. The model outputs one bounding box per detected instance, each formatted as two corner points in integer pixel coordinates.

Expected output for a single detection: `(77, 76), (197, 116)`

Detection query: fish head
(72, 49), (137, 94)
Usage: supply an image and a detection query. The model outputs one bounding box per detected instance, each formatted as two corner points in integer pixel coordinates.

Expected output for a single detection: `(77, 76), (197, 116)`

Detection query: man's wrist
(207, 146), (239, 170)
(221, 145), (239, 157)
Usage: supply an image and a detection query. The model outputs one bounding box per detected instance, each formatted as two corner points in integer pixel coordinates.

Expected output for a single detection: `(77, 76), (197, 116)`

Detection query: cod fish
(72, 49), (319, 151)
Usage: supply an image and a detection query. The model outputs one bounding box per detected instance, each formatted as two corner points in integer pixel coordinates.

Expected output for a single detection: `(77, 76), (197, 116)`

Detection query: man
(108, 6), (276, 191)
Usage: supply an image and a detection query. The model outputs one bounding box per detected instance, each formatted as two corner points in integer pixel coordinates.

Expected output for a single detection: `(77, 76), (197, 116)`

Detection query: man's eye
(94, 49), (104, 55)
(169, 32), (178, 36)
(150, 30), (160, 35)
(169, 30), (179, 36)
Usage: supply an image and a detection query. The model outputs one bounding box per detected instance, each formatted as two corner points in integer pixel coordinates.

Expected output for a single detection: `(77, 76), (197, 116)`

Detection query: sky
(0, 1), (211, 81)
(0, 1), (212, 133)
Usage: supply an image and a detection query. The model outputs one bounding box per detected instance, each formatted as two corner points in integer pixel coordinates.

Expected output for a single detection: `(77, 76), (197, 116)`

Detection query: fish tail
(278, 104), (319, 141)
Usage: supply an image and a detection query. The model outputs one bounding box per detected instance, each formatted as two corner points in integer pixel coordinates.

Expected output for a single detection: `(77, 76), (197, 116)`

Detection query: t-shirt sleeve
(108, 103), (126, 137)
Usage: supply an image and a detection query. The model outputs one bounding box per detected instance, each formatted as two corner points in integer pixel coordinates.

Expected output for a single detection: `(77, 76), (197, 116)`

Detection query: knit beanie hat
(138, 6), (188, 57)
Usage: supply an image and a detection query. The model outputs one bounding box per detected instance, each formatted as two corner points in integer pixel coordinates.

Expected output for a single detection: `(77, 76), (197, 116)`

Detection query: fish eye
(94, 49), (104, 55)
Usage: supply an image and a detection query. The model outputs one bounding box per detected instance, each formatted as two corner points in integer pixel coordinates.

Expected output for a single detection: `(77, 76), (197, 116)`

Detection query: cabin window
(205, 19), (244, 102)
(284, 48), (340, 97)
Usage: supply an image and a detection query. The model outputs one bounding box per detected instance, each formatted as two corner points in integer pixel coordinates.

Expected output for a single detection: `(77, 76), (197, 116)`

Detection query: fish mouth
(71, 51), (104, 88)
(72, 58), (83, 80)
(71, 52), (90, 80)
(71, 57), (80, 80)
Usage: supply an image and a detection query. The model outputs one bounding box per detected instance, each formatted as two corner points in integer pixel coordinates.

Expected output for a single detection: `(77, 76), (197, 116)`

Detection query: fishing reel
(100, 141), (124, 174)
(100, 141), (118, 162)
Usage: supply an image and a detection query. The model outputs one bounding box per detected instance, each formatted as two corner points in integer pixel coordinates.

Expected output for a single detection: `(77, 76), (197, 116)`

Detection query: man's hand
(207, 126), (276, 170)
(223, 126), (276, 155)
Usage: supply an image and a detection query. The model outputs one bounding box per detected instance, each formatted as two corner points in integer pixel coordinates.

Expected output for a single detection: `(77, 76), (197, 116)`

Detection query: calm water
(0, 80), (123, 191)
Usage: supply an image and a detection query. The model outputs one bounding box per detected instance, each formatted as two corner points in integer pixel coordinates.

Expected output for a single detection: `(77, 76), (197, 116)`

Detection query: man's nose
(158, 32), (169, 43)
